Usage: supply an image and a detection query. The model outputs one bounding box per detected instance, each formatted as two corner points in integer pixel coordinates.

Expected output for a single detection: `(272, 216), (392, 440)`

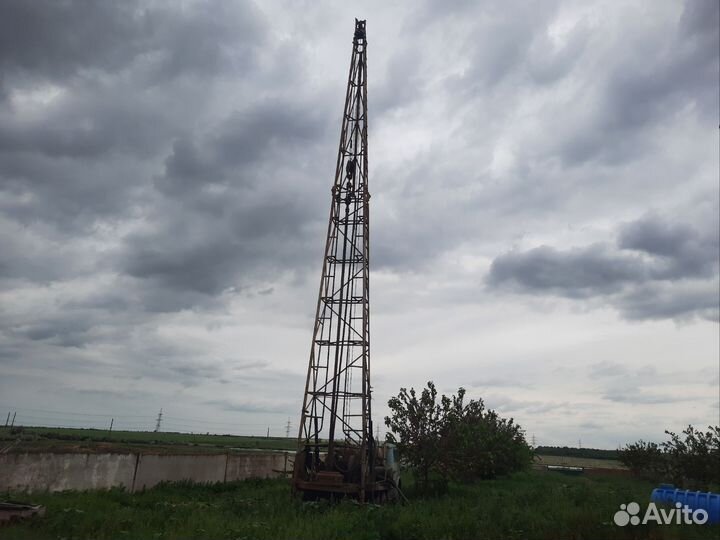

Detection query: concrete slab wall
(0, 452), (291, 493)
(0, 453), (137, 493)
(132, 454), (226, 491)
(226, 453), (287, 481)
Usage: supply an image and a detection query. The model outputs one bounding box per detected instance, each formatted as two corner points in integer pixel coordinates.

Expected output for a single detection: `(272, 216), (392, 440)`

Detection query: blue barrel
(650, 486), (720, 524)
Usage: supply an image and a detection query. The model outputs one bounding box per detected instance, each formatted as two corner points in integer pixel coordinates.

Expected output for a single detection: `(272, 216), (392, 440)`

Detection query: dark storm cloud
(11, 316), (95, 348)
(0, 0), (331, 306)
(0, 89), (170, 159)
(0, 0), (269, 233)
(0, 1), (149, 82)
(0, 222), (82, 282)
(204, 398), (295, 414)
(0, 0), (716, 443)
(618, 214), (719, 279)
(455, 2), (561, 90)
(374, 50), (422, 113)
(620, 216), (700, 258)
(155, 98), (329, 198)
(213, 102), (327, 169)
(116, 93), (332, 308)
(557, 1), (718, 167)
(366, 1), (718, 278)
(487, 245), (646, 297)
(487, 212), (720, 321)
(615, 281), (719, 323)
(0, 0), (265, 84)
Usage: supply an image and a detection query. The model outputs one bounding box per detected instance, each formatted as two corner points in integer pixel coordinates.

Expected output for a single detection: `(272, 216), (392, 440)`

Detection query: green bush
(620, 425), (720, 490)
(618, 440), (668, 481)
(663, 425), (720, 489)
(442, 393), (533, 481)
(384, 382), (446, 487)
(385, 382), (532, 488)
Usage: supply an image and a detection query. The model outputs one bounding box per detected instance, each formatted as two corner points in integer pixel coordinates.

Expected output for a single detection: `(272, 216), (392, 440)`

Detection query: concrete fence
(0, 451), (290, 493)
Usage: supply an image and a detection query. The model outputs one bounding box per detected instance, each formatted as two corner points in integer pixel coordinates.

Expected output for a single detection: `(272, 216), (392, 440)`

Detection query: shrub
(620, 425), (720, 490)
(618, 440), (668, 481)
(384, 382), (446, 487)
(385, 382), (532, 487)
(663, 425), (720, 489)
(441, 389), (532, 481)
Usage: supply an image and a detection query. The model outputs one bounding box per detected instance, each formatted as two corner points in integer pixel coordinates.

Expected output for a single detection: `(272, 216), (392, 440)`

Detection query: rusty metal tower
(293, 19), (376, 500)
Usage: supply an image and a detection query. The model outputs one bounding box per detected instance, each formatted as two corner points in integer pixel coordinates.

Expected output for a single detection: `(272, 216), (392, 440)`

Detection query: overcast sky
(0, 0), (717, 448)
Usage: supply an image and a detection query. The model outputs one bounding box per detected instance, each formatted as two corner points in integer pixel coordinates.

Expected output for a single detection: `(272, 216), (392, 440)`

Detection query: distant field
(0, 426), (297, 454)
(1, 428), (630, 470)
(534, 454), (627, 470)
(4, 470), (716, 540)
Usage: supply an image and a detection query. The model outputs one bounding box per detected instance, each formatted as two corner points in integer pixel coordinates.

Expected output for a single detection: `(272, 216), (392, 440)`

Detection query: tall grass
(4, 471), (717, 539)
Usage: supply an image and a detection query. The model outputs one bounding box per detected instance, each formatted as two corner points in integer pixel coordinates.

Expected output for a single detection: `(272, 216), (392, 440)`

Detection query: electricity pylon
(294, 19), (375, 501)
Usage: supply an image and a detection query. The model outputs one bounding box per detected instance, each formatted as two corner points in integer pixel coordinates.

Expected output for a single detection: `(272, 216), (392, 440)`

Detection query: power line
(2, 420), (155, 431)
(161, 415), (273, 426)
(1, 409), (293, 438)
(2, 420), (293, 439)
(0, 406), (289, 427)
(3, 417), (286, 432)
(0, 405), (153, 418)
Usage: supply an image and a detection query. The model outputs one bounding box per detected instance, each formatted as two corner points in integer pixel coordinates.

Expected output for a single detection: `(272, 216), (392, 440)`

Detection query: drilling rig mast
(293, 19), (389, 502)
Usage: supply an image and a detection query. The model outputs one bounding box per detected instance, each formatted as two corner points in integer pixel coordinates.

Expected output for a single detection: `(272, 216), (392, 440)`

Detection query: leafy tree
(441, 390), (532, 481)
(385, 382), (532, 487)
(384, 382), (446, 486)
(618, 440), (668, 481)
(620, 425), (720, 489)
(663, 425), (720, 489)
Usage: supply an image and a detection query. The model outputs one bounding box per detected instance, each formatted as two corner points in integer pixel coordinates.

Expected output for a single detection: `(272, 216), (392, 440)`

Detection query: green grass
(0, 426), (296, 454)
(3, 471), (717, 540)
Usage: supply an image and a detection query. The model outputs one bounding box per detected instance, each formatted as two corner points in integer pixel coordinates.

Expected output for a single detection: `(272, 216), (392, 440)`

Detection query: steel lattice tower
(294, 19), (373, 498)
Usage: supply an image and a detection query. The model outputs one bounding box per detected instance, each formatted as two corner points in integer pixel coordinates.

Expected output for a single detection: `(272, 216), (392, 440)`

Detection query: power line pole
(578, 438), (582, 449)
(108, 418), (114, 436)
(10, 412), (16, 428)
(266, 427), (270, 439)
(4, 412), (9, 427)
(154, 408), (163, 432)
(285, 419), (291, 438)
(531, 433), (536, 447)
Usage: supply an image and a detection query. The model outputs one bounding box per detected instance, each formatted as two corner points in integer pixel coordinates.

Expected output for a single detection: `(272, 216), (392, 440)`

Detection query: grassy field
(534, 455), (627, 470)
(0, 426), (296, 454)
(1, 428), (626, 473)
(3, 471), (716, 540)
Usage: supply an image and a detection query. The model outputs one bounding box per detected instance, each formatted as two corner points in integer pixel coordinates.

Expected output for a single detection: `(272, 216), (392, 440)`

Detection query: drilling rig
(292, 19), (397, 502)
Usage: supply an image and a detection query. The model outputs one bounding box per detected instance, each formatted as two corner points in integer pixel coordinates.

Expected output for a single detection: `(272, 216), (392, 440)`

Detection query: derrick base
(292, 443), (398, 502)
